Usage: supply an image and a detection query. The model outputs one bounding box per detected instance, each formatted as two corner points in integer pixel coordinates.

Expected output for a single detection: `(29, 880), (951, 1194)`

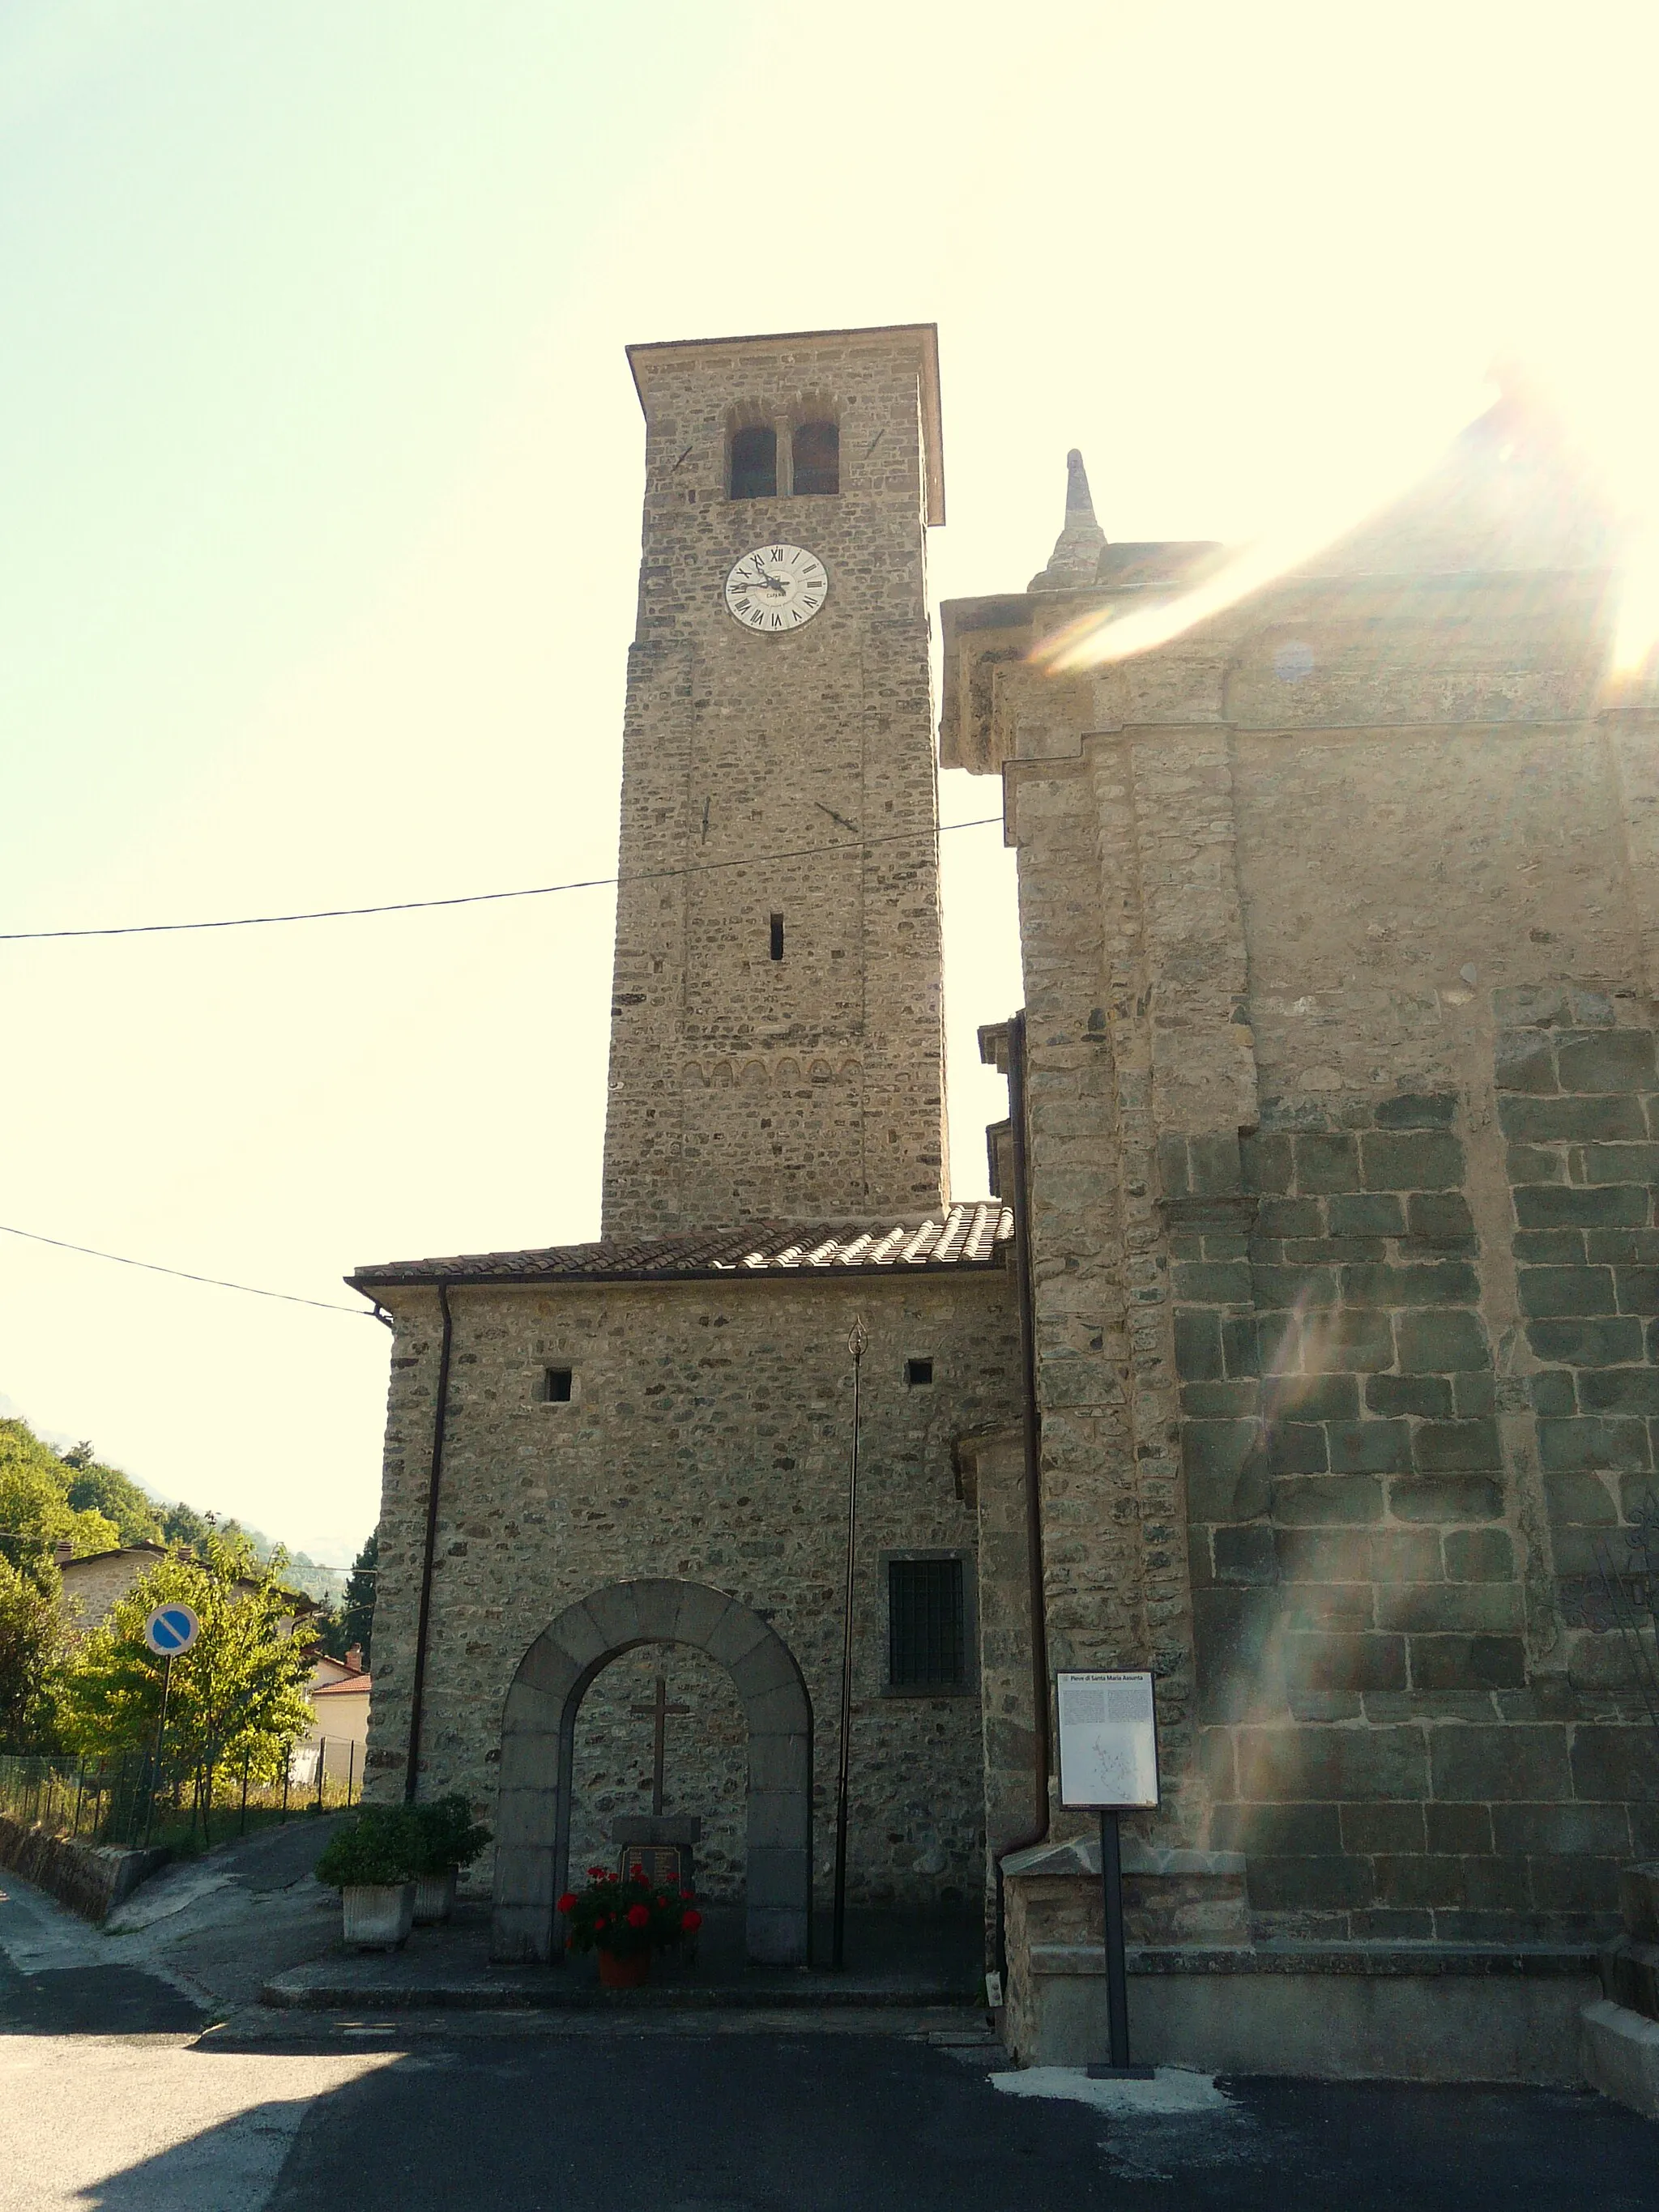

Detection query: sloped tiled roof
(349, 1200), (1012, 1294)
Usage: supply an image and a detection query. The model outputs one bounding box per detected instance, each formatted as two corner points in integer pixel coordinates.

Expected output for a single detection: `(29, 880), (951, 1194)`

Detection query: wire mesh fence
(0, 1736), (362, 1856)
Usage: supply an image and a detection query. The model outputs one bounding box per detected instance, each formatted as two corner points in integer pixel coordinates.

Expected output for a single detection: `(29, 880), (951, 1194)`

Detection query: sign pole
(142, 1652), (173, 1852)
(1090, 1807), (1149, 2077)
(139, 1602), (200, 1852)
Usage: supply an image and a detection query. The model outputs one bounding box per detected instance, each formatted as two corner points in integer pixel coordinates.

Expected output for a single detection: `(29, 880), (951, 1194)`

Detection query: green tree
(0, 1554), (69, 1750)
(0, 1420), (119, 1581)
(157, 1498), (214, 1552)
(339, 1531), (377, 1667)
(57, 1532), (313, 1795)
(58, 1447), (164, 1547)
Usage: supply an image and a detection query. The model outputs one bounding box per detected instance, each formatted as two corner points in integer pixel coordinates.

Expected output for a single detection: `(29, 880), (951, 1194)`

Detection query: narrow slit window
(888, 1558), (966, 1690)
(905, 1357), (933, 1388)
(770, 913), (784, 961)
(791, 420), (839, 496)
(542, 1366), (573, 1403)
(730, 424), (777, 500)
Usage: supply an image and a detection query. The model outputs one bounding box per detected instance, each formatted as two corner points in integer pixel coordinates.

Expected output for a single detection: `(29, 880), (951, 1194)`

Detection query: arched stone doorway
(491, 1579), (812, 1966)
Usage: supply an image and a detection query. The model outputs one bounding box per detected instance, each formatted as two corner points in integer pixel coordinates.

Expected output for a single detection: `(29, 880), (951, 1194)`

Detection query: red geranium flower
(595, 1914), (609, 1931)
(557, 1892), (578, 1914)
(625, 1903), (650, 1929)
(680, 1888), (694, 1900)
(629, 1864), (645, 1882)
(680, 1909), (702, 1933)
(586, 1866), (607, 1880)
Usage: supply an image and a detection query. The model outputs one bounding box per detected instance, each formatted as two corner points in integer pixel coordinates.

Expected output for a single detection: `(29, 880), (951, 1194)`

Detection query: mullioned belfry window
(729, 424), (778, 500)
(791, 420), (838, 495)
(726, 416), (839, 500)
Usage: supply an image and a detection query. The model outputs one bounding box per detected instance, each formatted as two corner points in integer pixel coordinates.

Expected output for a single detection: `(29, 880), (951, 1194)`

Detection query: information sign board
(1056, 1670), (1158, 1809)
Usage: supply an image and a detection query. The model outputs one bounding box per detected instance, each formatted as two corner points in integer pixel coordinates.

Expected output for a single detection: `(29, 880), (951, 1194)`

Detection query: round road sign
(143, 1603), (200, 1657)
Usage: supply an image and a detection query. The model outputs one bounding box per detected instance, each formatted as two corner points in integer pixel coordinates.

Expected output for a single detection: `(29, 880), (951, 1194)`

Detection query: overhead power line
(0, 1222), (372, 1316)
(0, 816), (1004, 944)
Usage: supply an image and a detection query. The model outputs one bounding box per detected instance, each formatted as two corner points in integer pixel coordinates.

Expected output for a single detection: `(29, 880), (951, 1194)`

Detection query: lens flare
(1031, 356), (1659, 691)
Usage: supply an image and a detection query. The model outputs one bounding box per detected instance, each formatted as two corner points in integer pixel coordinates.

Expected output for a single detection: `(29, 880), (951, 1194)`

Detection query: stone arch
(491, 1579), (812, 1967)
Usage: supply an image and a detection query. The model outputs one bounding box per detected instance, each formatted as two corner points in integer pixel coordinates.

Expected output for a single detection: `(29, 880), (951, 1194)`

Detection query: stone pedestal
(1583, 1863), (1659, 2119)
(612, 1815), (702, 1892)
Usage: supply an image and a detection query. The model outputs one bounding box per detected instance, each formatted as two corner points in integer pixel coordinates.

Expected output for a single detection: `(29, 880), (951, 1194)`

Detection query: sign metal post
(1056, 1669), (1159, 2080)
(140, 1605), (200, 1849)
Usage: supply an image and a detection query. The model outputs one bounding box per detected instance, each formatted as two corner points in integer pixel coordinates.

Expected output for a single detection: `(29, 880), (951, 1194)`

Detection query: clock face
(723, 543), (828, 633)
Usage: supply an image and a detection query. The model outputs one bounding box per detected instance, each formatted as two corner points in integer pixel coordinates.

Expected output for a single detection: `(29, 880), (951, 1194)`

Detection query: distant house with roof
(55, 1541), (317, 1639)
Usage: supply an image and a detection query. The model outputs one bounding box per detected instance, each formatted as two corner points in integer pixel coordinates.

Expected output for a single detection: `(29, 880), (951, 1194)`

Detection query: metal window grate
(888, 1558), (965, 1690)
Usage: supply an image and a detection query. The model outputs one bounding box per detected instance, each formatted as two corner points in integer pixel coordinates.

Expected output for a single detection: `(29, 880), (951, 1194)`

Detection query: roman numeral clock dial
(723, 543), (828, 632)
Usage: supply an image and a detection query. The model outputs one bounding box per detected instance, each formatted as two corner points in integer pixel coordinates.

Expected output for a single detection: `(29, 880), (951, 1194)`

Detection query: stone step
(1618, 1863), (1659, 1944)
(1600, 1937), (1659, 2023)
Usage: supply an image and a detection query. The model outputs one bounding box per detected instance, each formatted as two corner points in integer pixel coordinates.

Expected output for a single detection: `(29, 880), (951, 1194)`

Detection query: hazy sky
(2, 2), (1651, 1562)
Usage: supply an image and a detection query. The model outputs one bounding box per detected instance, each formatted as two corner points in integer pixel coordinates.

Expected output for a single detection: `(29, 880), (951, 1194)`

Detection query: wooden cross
(629, 1674), (690, 1817)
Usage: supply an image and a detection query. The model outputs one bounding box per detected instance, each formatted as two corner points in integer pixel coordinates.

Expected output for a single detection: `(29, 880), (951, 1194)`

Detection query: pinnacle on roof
(1030, 447), (1108, 591)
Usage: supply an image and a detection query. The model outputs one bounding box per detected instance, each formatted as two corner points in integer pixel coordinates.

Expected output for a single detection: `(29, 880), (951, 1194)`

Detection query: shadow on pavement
(212, 2034), (1658, 2212)
(0, 1950), (204, 2035)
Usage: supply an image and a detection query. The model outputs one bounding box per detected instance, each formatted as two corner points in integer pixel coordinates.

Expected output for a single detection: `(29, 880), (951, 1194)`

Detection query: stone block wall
(1171, 1082), (1655, 1941)
(1494, 991), (1659, 1638)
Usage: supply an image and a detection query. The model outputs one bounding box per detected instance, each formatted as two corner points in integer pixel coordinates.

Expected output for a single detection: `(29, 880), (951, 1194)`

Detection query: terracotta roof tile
(349, 1201), (1013, 1294)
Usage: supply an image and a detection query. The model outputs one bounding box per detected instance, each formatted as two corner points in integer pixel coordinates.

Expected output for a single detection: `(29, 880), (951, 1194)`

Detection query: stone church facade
(355, 323), (1657, 2076)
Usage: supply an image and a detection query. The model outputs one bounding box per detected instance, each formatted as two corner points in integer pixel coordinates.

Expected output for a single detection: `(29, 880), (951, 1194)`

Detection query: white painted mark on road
(990, 2065), (1232, 2115)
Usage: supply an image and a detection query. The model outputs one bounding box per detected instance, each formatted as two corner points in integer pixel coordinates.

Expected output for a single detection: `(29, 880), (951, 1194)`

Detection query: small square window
(904, 1357), (933, 1387)
(888, 1558), (966, 1690)
(542, 1366), (573, 1404)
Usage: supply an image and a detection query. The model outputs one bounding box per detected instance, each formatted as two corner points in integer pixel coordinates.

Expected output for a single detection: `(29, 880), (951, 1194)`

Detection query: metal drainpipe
(993, 1008), (1051, 1983)
(404, 1278), (454, 1805)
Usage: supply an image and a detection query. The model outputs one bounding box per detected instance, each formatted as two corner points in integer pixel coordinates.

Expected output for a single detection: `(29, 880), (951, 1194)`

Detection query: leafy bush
(408, 1792), (491, 1875)
(313, 1805), (421, 1890)
(557, 1865), (702, 1959)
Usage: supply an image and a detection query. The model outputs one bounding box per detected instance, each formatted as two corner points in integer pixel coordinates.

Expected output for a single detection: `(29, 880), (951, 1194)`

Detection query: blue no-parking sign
(143, 1603), (200, 1657)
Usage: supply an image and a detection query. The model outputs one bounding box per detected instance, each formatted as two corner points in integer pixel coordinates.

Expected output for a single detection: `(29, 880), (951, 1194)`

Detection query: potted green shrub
(313, 1805), (422, 1950)
(408, 1793), (492, 1925)
(557, 1863), (702, 1988)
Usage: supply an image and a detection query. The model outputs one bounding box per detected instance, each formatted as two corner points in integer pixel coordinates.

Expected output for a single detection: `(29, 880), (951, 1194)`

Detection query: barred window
(888, 1558), (966, 1690)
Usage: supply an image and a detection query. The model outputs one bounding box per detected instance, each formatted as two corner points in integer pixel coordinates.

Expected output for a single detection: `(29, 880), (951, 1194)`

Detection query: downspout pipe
(405, 1278), (454, 1805)
(994, 1008), (1051, 1983)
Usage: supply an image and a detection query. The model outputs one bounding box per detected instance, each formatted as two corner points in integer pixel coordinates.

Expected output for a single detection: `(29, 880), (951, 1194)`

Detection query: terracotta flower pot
(597, 1946), (650, 1989)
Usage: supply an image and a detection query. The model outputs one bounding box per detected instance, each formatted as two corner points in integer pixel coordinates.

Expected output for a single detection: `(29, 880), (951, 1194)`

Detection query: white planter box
(342, 1882), (415, 1950)
(412, 1868), (457, 1926)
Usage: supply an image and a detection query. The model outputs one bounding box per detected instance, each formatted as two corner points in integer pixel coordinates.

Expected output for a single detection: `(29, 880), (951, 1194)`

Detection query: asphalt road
(3, 1868), (1657, 2211)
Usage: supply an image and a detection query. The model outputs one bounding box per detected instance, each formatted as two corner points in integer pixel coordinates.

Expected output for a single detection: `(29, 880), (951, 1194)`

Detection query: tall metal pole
(831, 1314), (868, 1971)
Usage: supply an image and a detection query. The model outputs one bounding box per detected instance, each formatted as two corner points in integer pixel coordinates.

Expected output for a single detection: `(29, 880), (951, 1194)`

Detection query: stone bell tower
(600, 325), (949, 1241)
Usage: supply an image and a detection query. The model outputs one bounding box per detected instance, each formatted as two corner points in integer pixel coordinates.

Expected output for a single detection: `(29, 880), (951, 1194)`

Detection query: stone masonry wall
(366, 1268), (1020, 1910)
(941, 529), (1658, 1950)
(602, 330), (947, 1237)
